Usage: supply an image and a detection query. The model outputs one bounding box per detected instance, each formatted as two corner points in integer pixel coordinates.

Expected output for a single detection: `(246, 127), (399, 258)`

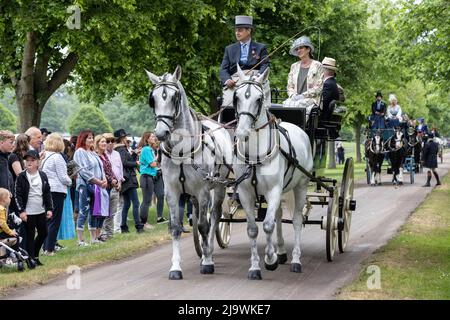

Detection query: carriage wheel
(216, 195), (237, 249)
(192, 213), (203, 258)
(326, 187), (339, 262)
(338, 158), (354, 253)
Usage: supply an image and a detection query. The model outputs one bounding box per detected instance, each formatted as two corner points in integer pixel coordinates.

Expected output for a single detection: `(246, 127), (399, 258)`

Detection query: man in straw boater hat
(320, 57), (340, 121)
(219, 15), (270, 107)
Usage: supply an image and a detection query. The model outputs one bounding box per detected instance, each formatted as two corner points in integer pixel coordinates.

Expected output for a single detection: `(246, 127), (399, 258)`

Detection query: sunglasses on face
(106, 140), (114, 143)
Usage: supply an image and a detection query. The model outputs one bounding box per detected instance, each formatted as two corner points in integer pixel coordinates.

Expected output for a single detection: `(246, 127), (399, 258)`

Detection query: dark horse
(365, 131), (385, 185)
(387, 128), (407, 185)
(405, 125), (422, 173)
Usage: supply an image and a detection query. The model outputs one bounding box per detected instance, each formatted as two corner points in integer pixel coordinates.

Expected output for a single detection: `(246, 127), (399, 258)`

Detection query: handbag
(92, 185), (110, 217)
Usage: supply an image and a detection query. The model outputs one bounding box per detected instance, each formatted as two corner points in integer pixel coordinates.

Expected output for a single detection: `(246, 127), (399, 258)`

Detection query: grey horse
(145, 66), (233, 280)
(233, 64), (313, 280)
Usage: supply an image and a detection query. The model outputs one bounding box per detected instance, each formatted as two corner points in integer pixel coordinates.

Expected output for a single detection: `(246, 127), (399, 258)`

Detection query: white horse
(233, 65), (313, 279)
(145, 66), (233, 280)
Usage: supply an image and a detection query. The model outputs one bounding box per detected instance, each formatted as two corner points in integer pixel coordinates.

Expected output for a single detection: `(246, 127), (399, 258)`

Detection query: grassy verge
(0, 203), (180, 296)
(322, 142), (367, 182)
(338, 174), (450, 300)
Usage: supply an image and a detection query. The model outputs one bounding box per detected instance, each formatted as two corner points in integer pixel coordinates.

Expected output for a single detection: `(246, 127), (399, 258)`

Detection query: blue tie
(240, 43), (248, 64)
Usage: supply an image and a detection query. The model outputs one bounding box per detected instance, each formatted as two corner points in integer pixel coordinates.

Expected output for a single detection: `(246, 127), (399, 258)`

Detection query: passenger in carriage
(416, 117), (429, 135)
(219, 15), (269, 108)
(282, 36), (324, 122)
(386, 94), (403, 128)
(320, 57), (339, 121)
(369, 91), (387, 129)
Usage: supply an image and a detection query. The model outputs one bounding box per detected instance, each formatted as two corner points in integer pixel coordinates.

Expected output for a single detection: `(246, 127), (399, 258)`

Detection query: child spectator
(14, 150), (53, 266)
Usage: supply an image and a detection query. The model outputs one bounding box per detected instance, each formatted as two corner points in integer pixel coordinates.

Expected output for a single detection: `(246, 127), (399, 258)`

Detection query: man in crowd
(0, 130), (15, 192)
(25, 127), (43, 152)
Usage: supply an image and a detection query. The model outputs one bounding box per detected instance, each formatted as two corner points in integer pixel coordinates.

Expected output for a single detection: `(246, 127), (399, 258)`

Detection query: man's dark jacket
(321, 77), (340, 120)
(371, 100), (387, 115)
(115, 144), (138, 193)
(0, 152), (13, 192)
(219, 41), (269, 85)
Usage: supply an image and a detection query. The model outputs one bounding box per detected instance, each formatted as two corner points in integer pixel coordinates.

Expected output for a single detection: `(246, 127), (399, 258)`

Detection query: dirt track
(6, 153), (449, 300)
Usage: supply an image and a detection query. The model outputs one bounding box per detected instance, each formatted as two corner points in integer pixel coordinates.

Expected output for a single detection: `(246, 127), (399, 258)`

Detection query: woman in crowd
(94, 135), (117, 241)
(73, 130), (108, 246)
(8, 134), (29, 181)
(149, 133), (166, 224)
(114, 129), (143, 233)
(40, 133), (72, 255)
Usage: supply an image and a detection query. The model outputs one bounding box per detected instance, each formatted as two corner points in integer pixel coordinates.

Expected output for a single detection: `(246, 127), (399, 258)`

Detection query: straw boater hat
(290, 36), (315, 56)
(235, 15), (253, 29)
(321, 57), (338, 71)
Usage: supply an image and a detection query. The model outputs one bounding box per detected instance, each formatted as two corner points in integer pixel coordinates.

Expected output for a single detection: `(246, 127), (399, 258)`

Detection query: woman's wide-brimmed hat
(290, 36), (315, 56)
(322, 57), (338, 71)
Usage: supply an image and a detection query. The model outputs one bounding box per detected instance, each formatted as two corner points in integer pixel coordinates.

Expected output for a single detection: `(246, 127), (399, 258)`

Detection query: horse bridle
(233, 80), (264, 124)
(148, 78), (181, 130)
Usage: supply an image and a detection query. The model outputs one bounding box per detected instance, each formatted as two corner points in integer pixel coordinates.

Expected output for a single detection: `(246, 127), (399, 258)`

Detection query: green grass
(0, 191), (191, 296)
(338, 174), (450, 300)
(322, 142), (367, 182)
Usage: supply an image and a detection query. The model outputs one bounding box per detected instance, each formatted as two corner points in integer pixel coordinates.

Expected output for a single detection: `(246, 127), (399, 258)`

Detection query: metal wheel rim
(216, 197), (236, 248)
(326, 189), (339, 262)
(192, 213), (203, 258)
(338, 158), (354, 253)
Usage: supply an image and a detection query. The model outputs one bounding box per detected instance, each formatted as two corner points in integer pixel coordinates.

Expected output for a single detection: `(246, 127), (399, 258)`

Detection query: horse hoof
(169, 270), (183, 280)
(278, 253), (288, 265)
(248, 270), (262, 280)
(265, 259), (279, 271)
(290, 263), (302, 273)
(200, 264), (214, 274)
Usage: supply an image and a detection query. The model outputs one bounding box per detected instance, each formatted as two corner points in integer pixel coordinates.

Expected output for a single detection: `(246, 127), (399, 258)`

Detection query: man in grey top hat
(219, 15), (269, 107)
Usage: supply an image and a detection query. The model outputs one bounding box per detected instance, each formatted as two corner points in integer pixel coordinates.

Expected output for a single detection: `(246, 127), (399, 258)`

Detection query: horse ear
(257, 67), (270, 84)
(172, 65), (182, 81)
(236, 64), (246, 82)
(145, 69), (159, 85)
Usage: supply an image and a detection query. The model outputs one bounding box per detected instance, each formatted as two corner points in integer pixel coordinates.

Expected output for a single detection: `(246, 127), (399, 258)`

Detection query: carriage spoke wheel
(338, 158), (354, 253)
(216, 196), (236, 249)
(192, 213), (203, 258)
(326, 188), (339, 262)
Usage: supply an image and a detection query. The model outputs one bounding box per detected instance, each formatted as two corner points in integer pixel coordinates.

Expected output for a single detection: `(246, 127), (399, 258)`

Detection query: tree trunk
(15, 31), (78, 132)
(355, 122), (362, 163)
(328, 140), (336, 169)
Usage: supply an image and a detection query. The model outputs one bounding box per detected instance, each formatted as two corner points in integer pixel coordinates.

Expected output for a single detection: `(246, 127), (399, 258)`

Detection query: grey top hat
(289, 36), (315, 56)
(235, 15), (253, 28)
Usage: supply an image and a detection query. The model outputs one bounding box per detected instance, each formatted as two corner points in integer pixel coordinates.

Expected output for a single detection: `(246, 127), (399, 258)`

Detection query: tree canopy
(68, 104), (112, 136)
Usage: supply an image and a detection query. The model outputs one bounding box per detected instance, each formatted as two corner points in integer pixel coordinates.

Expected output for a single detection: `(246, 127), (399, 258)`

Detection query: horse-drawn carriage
(146, 65), (356, 280)
(364, 121), (421, 185)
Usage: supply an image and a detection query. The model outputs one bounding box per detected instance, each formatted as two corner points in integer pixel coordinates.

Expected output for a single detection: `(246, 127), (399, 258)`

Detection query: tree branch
(46, 52), (79, 100)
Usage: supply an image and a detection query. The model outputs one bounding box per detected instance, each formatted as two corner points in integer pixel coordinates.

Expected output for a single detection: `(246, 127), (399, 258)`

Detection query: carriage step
(307, 192), (331, 198)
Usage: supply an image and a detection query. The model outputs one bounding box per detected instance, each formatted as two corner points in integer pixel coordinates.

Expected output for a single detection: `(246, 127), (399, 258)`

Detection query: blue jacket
(139, 146), (157, 177)
(219, 41), (269, 85)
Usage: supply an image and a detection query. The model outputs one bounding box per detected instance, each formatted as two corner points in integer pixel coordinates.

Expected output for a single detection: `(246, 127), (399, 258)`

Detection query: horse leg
(370, 171), (376, 186)
(291, 185), (307, 273)
(167, 190), (183, 280)
(196, 188), (214, 274)
(200, 186), (226, 274)
(263, 188), (282, 271)
(275, 205), (287, 264)
(239, 189), (260, 280)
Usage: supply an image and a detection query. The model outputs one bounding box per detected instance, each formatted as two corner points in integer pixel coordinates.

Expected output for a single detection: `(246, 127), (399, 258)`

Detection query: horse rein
(234, 79), (265, 125)
(149, 80), (181, 130)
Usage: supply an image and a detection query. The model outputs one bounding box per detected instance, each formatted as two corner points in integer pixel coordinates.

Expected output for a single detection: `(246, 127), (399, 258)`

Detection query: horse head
(145, 66), (183, 141)
(372, 133), (383, 154)
(234, 64), (270, 140)
(392, 128), (404, 150)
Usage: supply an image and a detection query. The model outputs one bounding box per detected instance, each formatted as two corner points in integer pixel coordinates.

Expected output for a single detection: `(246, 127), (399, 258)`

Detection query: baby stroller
(0, 212), (36, 271)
